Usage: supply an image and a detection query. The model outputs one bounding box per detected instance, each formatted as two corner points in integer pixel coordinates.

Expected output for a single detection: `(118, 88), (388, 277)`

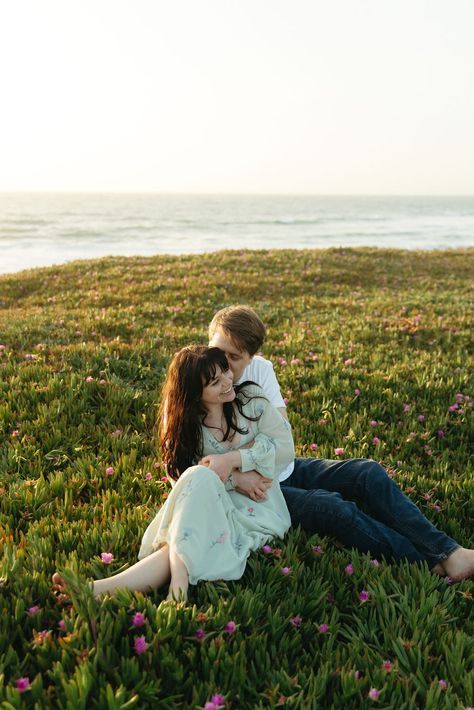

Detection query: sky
(1, 0), (473, 194)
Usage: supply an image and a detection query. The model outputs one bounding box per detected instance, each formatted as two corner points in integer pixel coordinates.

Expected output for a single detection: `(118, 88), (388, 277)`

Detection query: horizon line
(1, 191), (474, 198)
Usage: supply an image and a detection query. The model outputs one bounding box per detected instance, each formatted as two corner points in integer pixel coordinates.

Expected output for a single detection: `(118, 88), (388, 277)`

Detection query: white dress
(138, 385), (294, 584)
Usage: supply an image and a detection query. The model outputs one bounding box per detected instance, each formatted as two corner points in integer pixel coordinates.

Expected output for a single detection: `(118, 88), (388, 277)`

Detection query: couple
(54, 306), (474, 601)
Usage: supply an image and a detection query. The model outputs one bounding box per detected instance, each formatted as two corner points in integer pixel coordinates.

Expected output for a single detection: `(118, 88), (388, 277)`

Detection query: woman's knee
(181, 465), (221, 485)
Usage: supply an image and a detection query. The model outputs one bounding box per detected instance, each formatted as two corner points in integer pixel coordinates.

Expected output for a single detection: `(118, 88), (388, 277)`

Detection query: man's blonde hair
(209, 305), (266, 356)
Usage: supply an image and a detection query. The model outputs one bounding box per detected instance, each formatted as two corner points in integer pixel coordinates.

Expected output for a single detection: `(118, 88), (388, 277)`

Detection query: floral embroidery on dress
(210, 529), (229, 547)
(177, 479), (195, 501)
(180, 527), (193, 541)
(247, 507), (256, 517)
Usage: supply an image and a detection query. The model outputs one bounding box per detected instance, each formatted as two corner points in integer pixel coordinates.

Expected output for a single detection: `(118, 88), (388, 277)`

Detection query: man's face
(209, 329), (253, 382)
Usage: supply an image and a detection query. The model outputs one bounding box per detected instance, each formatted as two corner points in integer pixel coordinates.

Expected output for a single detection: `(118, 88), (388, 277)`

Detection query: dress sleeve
(239, 393), (295, 479)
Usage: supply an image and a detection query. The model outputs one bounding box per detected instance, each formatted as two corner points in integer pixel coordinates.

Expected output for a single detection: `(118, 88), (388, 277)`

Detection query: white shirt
(236, 355), (294, 482)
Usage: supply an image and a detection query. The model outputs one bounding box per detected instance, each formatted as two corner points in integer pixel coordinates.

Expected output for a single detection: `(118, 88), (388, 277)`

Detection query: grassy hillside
(0, 248), (473, 709)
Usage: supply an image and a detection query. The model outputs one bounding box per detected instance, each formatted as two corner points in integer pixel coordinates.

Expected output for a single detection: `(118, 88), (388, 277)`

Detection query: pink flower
(262, 544), (273, 554)
(283, 397), (289, 405)
(100, 552), (114, 564)
(85, 376), (94, 382)
(318, 624), (329, 633)
(448, 404), (458, 412)
(204, 694), (225, 709)
(195, 628), (206, 640)
(319, 418), (326, 425)
(354, 670), (360, 680)
(132, 612), (146, 627)
(310, 443), (318, 450)
(354, 388), (361, 396)
(281, 566), (291, 575)
(134, 635), (147, 655)
(15, 677), (30, 693)
(344, 564), (354, 575)
(382, 660), (392, 672)
(437, 430), (445, 438)
(27, 605), (41, 616)
(145, 472), (152, 480)
(344, 358), (353, 366)
(438, 679), (448, 690)
(290, 615), (302, 628)
(359, 590), (369, 603)
(105, 466), (114, 475)
(247, 507), (254, 514)
(372, 437), (380, 446)
(224, 621), (236, 634)
(403, 403), (410, 412)
(370, 420), (378, 427)
(312, 545), (323, 554)
(368, 688), (380, 700)
(11, 430), (20, 437)
(161, 476), (168, 482)
(153, 462), (161, 468)
(334, 447), (345, 456)
(58, 619), (66, 631)
(370, 559), (380, 567)
(418, 414), (425, 423)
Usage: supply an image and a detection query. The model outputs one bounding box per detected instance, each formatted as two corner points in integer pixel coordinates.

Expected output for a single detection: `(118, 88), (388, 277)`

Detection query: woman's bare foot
(167, 571), (189, 602)
(442, 547), (474, 582)
(431, 563), (445, 576)
(166, 582), (188, 602)
(52, 571), (98, 600)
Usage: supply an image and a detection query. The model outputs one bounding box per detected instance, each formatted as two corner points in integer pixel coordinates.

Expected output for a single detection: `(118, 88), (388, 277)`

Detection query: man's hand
(199, 451), (240, 483)
(232, 470), (272, 501)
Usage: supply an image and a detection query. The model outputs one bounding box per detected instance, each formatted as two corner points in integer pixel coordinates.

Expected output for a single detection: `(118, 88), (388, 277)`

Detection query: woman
(54, 346), (294, 601)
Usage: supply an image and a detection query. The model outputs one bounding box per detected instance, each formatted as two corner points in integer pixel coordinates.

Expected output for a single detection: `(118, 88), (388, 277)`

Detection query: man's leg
(281, 484), (427, 564)
(282, 457), (459, 566)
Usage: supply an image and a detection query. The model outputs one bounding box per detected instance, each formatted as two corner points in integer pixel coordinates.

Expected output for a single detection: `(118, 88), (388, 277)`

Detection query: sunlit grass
(0, 248), (473, 708)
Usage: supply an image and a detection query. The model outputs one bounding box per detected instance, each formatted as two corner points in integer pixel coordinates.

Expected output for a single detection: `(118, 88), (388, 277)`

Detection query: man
(208, 305), (474, 581)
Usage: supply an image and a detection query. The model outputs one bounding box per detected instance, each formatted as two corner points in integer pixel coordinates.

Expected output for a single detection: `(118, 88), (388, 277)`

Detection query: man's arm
(232, 470), (272, 501)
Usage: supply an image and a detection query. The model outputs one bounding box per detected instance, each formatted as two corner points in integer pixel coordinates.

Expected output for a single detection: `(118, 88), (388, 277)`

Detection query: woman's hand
(199, 451), (240, 483)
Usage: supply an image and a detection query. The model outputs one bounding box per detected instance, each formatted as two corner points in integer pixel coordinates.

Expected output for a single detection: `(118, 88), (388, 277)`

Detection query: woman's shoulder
(236, 381), (267, 399)
(235, 382), (269, 417)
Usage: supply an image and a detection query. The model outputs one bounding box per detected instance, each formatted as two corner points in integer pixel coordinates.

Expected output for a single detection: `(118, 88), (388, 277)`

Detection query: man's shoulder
(245, 355), (274, 376)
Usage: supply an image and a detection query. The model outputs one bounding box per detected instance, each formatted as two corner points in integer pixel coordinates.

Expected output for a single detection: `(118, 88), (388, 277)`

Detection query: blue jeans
(280, 457), (459, 568)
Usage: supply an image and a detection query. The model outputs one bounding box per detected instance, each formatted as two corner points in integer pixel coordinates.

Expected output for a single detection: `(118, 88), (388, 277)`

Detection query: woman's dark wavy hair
(159, 345), (263, 480)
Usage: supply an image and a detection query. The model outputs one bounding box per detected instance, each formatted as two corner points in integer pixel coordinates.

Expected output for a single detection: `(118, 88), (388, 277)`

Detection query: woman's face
(201, 365), (235, 409)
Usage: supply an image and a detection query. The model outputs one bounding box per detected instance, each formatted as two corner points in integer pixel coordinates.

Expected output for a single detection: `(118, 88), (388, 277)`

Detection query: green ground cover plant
(0, 247), (473, 709)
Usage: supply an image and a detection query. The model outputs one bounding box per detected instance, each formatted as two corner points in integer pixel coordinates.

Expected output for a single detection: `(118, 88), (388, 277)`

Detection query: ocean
(1, 193), (473, 275)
